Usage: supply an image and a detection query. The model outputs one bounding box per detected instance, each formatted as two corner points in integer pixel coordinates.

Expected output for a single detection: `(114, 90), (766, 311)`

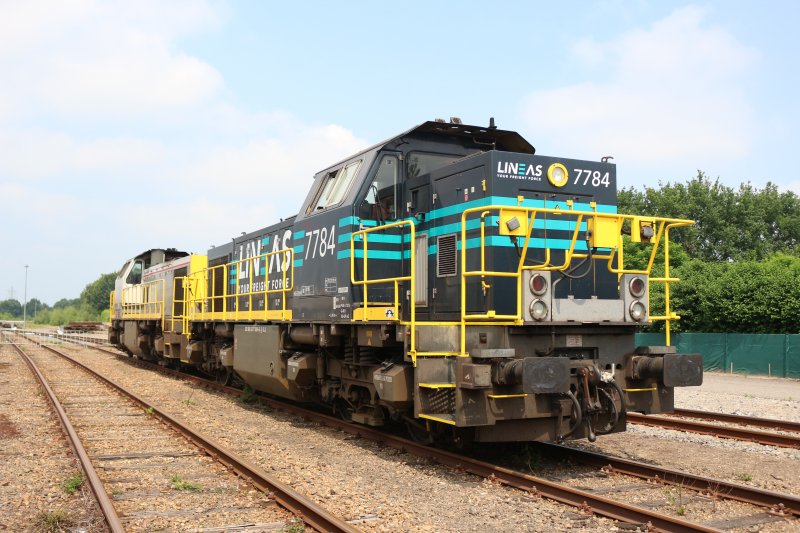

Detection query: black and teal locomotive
(110, 118), (702, 443)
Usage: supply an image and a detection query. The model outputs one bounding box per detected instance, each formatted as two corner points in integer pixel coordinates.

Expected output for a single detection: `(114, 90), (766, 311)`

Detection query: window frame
(305, 159), (363, 216)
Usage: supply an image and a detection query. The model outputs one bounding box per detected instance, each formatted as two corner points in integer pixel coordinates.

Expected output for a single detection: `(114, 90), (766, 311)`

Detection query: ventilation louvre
(437, 234), (457, 277)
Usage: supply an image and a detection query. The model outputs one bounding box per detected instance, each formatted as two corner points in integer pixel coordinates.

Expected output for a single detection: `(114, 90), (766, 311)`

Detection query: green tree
(0, 299), (22, 318)
(80, 273), (116, 312)
(53, 298), (80, 309)
(619, 172), (800, 261)
(670, 254), (800, 333)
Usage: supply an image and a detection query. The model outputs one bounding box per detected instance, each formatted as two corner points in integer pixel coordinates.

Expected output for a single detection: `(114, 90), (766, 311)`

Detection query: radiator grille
(437, 234), (457, 277)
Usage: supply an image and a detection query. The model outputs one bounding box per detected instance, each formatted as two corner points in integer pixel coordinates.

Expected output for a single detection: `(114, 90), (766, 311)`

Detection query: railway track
(4, 334), (356, 533)
(670, 408), (800, 433)
(45, 337), (800, 532)
(627, 411), (800, 450)
(29, 334), (800, 531)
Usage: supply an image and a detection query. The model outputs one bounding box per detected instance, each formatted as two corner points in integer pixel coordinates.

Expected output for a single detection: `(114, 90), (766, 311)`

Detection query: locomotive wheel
(335, 400), (354, 421)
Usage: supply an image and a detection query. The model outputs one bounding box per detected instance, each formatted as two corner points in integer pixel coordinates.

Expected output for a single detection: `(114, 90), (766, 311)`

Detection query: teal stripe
(294, 230), (305, 239)
(337, 197), (615, 230)
(339, 216), (376, 228)
(340, 233), (402, 244)
(260, 267), (266, 275)
(294, 244), (305, 253)
(428, 195), (616, 221)
(338, 249), (403, 260)
(294, 259), (304, 268)
(464, 235), (590, 251)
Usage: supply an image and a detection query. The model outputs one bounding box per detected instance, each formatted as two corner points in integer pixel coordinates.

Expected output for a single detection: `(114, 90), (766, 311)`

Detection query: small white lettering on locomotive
(496, 161), (544, 181)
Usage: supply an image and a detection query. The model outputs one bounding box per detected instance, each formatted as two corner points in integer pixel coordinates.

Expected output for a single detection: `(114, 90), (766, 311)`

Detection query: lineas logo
(496, 161), (543, 179)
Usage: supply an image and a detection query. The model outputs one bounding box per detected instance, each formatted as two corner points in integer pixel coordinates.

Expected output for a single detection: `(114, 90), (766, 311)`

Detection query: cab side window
(307, 160), (362, 214)
(359, 155), (398, 222)
(126, 260), (143, 284)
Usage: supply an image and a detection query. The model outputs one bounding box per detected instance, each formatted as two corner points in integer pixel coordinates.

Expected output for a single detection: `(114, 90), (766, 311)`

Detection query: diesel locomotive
(109, 118), (703, 444)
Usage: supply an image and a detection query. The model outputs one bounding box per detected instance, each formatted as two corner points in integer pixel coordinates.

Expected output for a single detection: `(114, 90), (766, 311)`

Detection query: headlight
(529, 273), (547, 295)
(629, 276), (646, 298)
(529, 299), (548, 321)
(547, 163), (569, 187)
(629, 301), (647, 321)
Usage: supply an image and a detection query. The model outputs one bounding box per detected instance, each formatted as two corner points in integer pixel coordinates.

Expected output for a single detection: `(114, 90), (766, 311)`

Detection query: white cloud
(179, 122), (369, 209)
(0, 130), (165, 178)
(522, 6), (758, 165)
(0, 0), (224, 119)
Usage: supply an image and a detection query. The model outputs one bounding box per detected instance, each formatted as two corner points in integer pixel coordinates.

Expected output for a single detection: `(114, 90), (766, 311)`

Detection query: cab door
(353, 153), (403, 307)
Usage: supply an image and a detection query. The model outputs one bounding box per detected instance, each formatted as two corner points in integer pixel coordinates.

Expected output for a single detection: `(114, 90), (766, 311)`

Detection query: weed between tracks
(664, 486), (686, 516)
(280, 519), (306, 532)
(61, 472), (83, 495)
(237, 385), (257, 404)
(183, 388), (196, 406)
(511, 444), (543, 473)
(37, 509), (74, 532)
(171, 474), (201, 492)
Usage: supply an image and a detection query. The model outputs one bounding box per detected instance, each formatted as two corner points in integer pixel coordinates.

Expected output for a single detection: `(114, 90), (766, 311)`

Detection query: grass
(735, 472), (753, 482)
(61, 472), (83, 495)
(664, 487), (687, 516)
(144, 406), (154, 416)
(237, 385), (257, 404)
(171, 474), (201, 492)
(183, 389), (196, 406)
(37, 509), (74, 532)
(281, 520), (305, 532)
(512, 444), (542, 473)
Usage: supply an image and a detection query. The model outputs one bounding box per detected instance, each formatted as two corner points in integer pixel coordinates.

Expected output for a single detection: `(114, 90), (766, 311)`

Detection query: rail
(5, 335), (125, 532)
(18, 333), (357, 533)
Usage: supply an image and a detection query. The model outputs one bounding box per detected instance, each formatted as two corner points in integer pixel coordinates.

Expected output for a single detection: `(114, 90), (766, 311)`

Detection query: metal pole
(23, 265), (29, 328)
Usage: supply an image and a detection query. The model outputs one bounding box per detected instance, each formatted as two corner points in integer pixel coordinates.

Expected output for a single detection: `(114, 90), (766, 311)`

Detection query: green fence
(635, 333), (800, 378)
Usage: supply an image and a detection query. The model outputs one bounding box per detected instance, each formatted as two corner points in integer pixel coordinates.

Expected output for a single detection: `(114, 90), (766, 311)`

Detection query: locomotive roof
(317, 120), (535, 174)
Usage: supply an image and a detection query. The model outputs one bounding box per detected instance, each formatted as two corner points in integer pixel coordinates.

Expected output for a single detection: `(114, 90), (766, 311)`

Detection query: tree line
(619, 172), (800, 333)
(0, 273), (116, 325)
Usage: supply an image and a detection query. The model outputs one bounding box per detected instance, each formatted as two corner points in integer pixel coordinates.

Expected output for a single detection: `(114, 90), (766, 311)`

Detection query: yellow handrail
(458, 204), (693, 350)
(350, 219), (416, 355)
(185, 247), (294, 324)
(121, 279), (165, 330)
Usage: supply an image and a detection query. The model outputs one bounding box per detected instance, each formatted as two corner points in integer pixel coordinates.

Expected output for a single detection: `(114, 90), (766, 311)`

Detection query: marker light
(529, 273), (547, 295)
(629, 301), (647, 322)
(547, 163), (569, 187)
(629, 277), (646, 298)
(529, 299), (548, 321)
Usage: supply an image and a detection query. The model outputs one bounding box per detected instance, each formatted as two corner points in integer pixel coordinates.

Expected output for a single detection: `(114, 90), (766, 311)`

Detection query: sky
(1, 0), (799, 305)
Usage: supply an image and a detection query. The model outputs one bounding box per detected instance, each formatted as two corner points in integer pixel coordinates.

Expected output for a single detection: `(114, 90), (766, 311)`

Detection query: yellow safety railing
(184, 248), (294, 324)
(121, 279), (165, 329)
(167, 276), (194, 335)
(109, 290), (115, 321)
(350, 219), (416, 353)
(460, 203), (694, 349)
